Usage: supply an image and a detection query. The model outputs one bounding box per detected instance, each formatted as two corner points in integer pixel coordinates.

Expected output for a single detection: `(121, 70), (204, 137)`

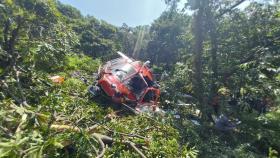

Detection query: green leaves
(182, 144), (199, 158)
(0, 4), (5, 8)
(146, 10), (190, 65)
(32, 22), (78, 71)
(65, 54), (101, 73)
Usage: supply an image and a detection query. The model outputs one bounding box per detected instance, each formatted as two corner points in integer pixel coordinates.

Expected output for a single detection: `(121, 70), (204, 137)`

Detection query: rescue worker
(215, 115), (239, 131)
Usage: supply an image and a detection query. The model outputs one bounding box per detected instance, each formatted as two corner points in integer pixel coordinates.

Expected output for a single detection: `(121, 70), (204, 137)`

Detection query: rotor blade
(117, 51), (133, 62)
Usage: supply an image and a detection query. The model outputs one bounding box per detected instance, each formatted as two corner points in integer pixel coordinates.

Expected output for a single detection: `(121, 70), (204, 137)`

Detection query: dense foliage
(0, 0), (279, 157)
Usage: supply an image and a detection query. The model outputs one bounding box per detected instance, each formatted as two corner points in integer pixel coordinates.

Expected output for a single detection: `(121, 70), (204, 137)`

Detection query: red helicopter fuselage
(97, 52), (160, 109)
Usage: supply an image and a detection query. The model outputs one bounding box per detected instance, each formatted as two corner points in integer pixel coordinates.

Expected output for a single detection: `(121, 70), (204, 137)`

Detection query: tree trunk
(192, 0), (206, 118)
(207, 2), (219, 102)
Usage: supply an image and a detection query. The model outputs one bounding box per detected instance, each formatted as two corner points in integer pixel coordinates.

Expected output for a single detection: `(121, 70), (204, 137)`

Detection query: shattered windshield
(124, 74), (147, 99)
(142, 90), (156, 103)
(112, 63), (137, 81)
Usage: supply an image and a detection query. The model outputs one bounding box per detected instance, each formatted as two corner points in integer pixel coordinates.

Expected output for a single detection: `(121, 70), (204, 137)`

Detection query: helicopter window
(113, 63), (136, 81)
(115, 71), (126, 81)
(124, 74), (147, 98)
(144, 76), (154, 87)
(143, 90), (156, 102)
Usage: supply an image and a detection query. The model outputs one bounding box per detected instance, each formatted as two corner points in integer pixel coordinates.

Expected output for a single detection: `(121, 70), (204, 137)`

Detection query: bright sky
(58, 0), (253, 27)
(59, 0), (169, 27)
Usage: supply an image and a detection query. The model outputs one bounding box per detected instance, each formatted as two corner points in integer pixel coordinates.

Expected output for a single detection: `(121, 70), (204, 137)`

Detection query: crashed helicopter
(88, 52), (160, 112)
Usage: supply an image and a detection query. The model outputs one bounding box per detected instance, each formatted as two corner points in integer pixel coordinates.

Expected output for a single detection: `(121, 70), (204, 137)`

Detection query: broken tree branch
(217, 0), (247, 18)
(102, 125), (147, 140)
(50, 124), (99, 134)
(126, 141), (147, 158)
(50, 124), (147, 158)
(92, 133), (106, 158)
(13, 65), (28, 106)
(93, 133), (147, 158)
